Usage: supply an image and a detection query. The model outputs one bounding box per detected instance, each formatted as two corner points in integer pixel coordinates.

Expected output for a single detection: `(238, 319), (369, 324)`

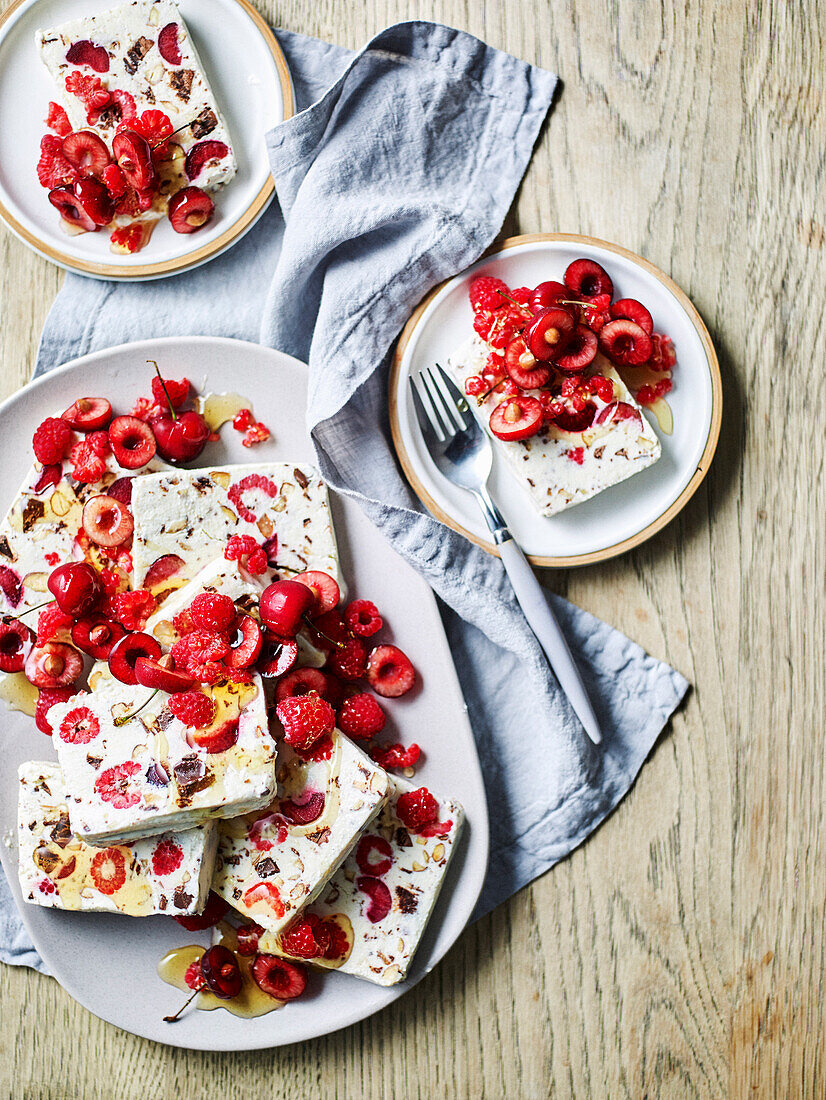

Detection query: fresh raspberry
(126, 109), (173, 152)
(131, 396), (159, 421)
(591, 375), (615, 403)
(243, 881), (285, 918)
(295, 733), (334, 762)
(69, 431), (111, 484)
(151, 838), (184, 875)
(35, 686), (77, 735)
(36, 134), (79, 189)
(581, 292), (612, 333)
(224, 535), (267, 575)
(36, 605), (73, 646)
(235, 922), (264, 956)
(0, 620), (32, 672)
(45, 102), (72, 137)
(469, 275), (510, 313)
(184, 961), (205, 990)
(337, 694), (386, 740)
(32, 417), (73, 465)
(45, 552), (61, 567)
(169, 690), (216, 729)
(474, 307), (520, 350)
(655, 378), (673, 397)
(242, 423), (271, 448)
(111, 589), (156, 631)
(344, 599), (383, 638)
(58, 706), (100, 745)
(419, 817), (455, 838)
(648, 333), (676, 373)
(172, 608), (195, 637)
(396, 787), (439, 833)
(102, 163), (127, 197)
(65, 70), (111, 112)
(94, 761), (141, 808)
(37, 878), (58, 897)
(464, 375), (486, 397)
(326, 635), (367, 682)
(276, 691), (335, 752)
(370, 742), (421, 770)
(171, 631), (229, 683)
(566, 447), (585, 465)
(227, 474), (278, 523)
(189, 592), (236, 632)
(151, 373), (190, 409)
(324, 920), (350, 960)
(280, 913), (331, 960)
(636, 385), (656, 406)
(90, 847), (126, 895)
(232, 408), (253, 431)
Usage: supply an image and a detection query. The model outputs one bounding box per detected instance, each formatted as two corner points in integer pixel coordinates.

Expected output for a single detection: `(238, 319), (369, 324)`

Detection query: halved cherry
(610, 298), (653, 335)
(192, 718), (239, 754)
(144, 553), (185, 590)
(108, 631), (161, 685)
(294, 571), (340, 615)
(599, 318), (653, 366)
(112, 130), (157, 192)
(199, 945), (242, 999)
(280, 789), (325, 824)
(72, 178), (115, 226)
(552, 399), (597, 433)
(108, 415), (157, 469)
(72, 616), (125, 659)
(525, 308), (575, 362)
(167, 187), (214, 234)
(489, 395), (544, 442)
(595, 400), (642, 427)
(274, 667), (331, 703)
(184, 141), (229, 183)
(107, 477), (133, 504)
(24, 643), (84, 689)
(0, 620), (33, 673)
(504, 336), (551, 389)
(224, 615), (262, 669)
(157, 22), (182, 65)
(61, 131), (112, 177)
(62, 397), (112, 431)
(48, 186), (97, 232)
(82, 493), (134, 547)
(530, 280), (575, 314)
(257, 632), (299, 678)
(564, 258), (613, 299)
(65, 40), (109, 72)
(554, 325), (598, 373)
(135, 655), (195, 694)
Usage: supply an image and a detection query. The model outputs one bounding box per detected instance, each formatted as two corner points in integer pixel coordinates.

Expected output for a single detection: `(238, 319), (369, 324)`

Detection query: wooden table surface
(1, 1), (823, 1096)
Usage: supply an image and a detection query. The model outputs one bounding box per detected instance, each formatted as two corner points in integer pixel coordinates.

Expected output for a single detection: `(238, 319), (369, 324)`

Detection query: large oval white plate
(391, 234), (722, 567)
(0, 0), (293, 280)
(0, 336), (489, 1050)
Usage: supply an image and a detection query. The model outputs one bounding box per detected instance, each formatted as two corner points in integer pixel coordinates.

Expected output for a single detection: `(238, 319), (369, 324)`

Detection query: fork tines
(410, 364), (470, 442)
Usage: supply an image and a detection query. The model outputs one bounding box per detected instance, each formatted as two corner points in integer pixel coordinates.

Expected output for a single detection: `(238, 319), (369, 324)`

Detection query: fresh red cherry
(134, 655), (195, 694)
(168, 187), (214, 234)
(24, 642), (84, 688)
(150, 409), (210, 464)
(61, 396), (112, 431)
(259, 580), (316, 638)
(112, 130), (157, 192)
(48, 186), (98, 232)
(61, 131), (112, 177)
(199, 945), (242, 999)
(47, 562), (103, 617)
(108, 631), (162, 686)
(72, 616), (125, 659)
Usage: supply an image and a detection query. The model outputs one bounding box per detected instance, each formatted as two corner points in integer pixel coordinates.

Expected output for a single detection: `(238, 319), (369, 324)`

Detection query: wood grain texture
(0, 0), (823, 1096)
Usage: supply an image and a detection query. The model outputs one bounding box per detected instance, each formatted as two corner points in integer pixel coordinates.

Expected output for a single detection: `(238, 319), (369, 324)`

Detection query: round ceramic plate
(0, 0), (293, 280)
(391, 234), (722, 567)
(0, 337), (489, 1050)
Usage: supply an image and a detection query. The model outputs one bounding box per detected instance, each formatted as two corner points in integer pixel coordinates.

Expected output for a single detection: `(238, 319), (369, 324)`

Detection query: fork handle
(472, 491), (602, 745)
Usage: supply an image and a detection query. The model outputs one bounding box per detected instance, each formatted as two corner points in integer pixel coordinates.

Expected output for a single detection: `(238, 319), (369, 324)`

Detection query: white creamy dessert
(144, 556), (265, 640)
(18, 760), (217, 915)
(0, 454), (165, 623)
(36, 0), (236, 190)
(448, 336), (661, 517)
(212, 733), (389, 936)
(267, 775), (463, 985)
(131, 463), (341, 592)
(48, 663), (275, 845)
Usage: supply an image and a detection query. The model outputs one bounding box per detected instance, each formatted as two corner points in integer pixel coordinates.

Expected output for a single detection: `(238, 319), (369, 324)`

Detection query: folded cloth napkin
(2, 22), (688, 972)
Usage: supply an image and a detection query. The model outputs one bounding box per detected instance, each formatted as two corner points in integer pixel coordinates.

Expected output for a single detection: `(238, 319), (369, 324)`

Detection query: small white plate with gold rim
(391, 233), (722, 568)
(0, 0), (293, 280)
(0, 336), (488, 1050)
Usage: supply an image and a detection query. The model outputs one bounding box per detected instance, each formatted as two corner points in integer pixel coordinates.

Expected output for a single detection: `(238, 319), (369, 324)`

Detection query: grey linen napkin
(2, 22), (688, 971)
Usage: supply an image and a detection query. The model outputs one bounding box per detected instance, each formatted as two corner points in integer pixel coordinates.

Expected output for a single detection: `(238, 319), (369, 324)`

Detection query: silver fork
(410, 364), (602, 745)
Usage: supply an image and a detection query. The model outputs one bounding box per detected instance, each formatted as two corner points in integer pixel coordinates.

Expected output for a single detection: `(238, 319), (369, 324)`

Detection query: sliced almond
(411, 861), (426, 872)
(432, 843), (445, 862)
(48, 489), (73, 517)
(145, 63), (164, 84)
(257, 515), (274, 539)
(148, 5), (160, 25)
(210, 471), (231, 489)
(219, 505), (239, 526)
(22, 571), (49, 592)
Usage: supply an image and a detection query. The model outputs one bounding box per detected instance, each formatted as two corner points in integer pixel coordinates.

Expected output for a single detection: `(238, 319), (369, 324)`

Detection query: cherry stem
(303, 615), (346, 650)
(163, 986), (201, 1023)
(151, 119), (192, 151)
(115, 688), (159, 726)
(5, 598), (57, 622)
(497, 291), (533, 314)
(148, 360), (177, 422)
